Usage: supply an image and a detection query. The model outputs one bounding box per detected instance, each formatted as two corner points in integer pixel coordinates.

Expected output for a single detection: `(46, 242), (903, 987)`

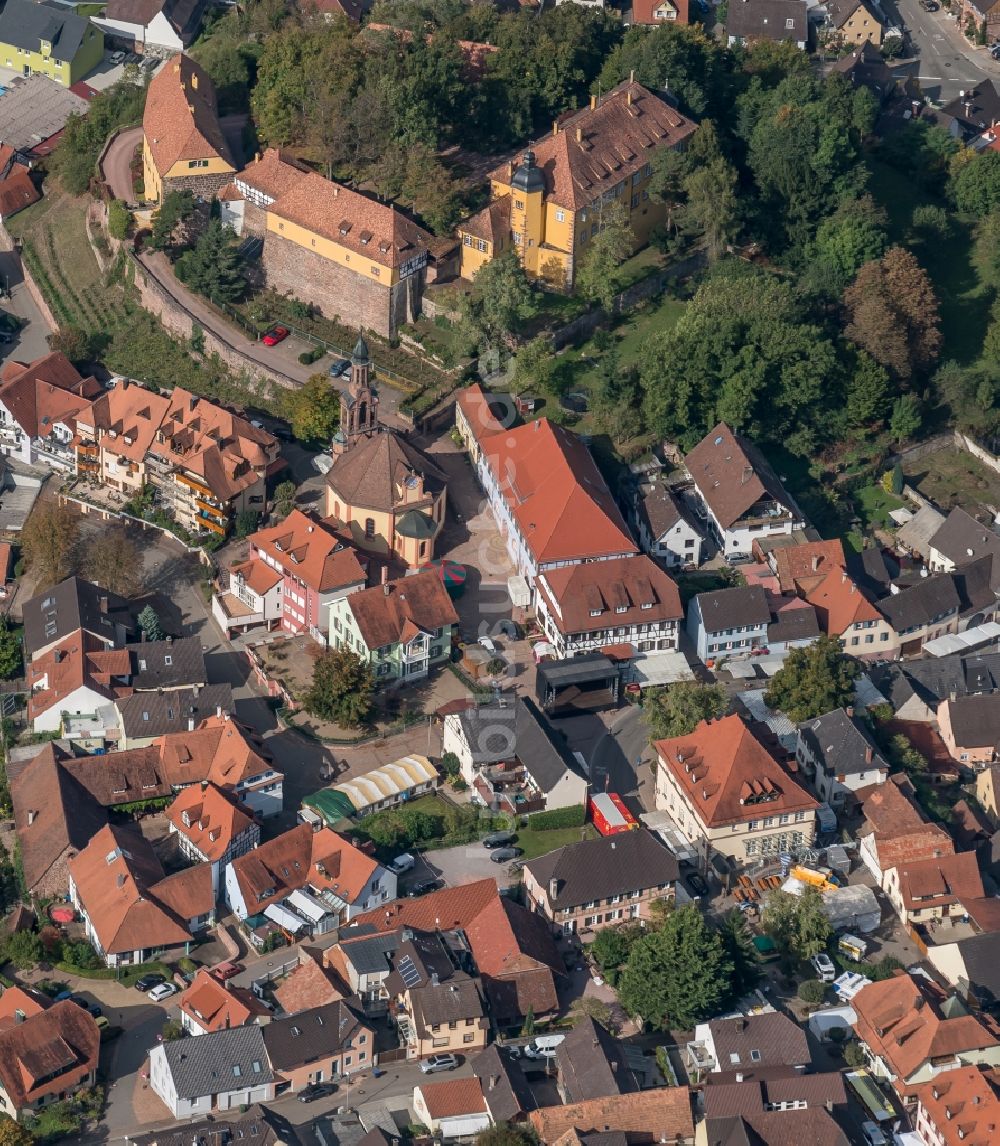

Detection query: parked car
(135, 974), (165, 992)
(919, 0), (938, 9)
(390, 853), (416, 874)
(523, 1035), (565, 1059)
(147, 982), (177, 1003)
(685, 871), (709, 898)
(861, 1122), (888, 1146)
(69, 996), (89, 1010)
(811, 952), (836, 982)
(724, 551), (753, 565)
(87, 1003), (103, 1018)
(329, 358), (351, 378)
(53, 990), (73, 1002)
(490, 847), (523, 864)
(110, 50), (125, 64)
(478, 636), (499, 653)
(483, 831), (516, 849)
(420, 1054), (459, 1074)
(262, 325), (290, 347)
(408, 878), (442, 897)
(298, 1082), (338, 1102)
(212, 962), (243, 982)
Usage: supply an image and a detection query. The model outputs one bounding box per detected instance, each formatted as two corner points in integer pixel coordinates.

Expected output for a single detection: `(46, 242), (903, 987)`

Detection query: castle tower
(509, 150), (546, 276)
(332, 334), (380, 456)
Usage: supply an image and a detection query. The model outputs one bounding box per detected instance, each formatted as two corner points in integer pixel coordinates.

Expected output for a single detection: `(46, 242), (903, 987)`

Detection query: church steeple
(332, 332), (379, 456)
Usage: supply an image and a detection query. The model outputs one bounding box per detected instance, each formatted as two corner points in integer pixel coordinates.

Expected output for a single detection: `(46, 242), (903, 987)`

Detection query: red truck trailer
(589, 792), (638, 836)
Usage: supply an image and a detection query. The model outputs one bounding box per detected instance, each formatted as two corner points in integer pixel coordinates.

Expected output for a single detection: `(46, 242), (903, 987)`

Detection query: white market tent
(627, 650), (695, 688)
(923, 622), (1000, 657)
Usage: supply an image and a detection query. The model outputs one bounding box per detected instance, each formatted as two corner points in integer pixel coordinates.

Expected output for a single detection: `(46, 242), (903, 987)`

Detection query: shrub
(297, 347), (323, 365)
(797, 978), (828, 1005)
(843, 1040), (866, 1067)
(178, 956), (197, 975)
(108, 199), (130, 240)
(527, 804), (586, 831)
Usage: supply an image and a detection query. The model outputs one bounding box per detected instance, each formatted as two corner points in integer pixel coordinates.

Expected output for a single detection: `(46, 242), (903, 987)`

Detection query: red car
(211, 961), (243, 982)
(262, 325), (289, 346)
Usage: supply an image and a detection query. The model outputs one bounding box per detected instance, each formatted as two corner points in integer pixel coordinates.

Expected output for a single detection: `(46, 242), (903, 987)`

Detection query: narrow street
(888, 0), (999, 101)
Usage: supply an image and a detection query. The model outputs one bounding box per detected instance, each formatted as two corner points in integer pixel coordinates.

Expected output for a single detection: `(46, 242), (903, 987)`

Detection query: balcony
(176, 472), (213, 497)
(197, 514), (227, 535)
(196, 498), (227, 520)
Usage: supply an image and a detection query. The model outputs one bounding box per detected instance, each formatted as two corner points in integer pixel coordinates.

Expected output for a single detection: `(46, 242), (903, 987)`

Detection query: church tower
(332, 334), (380, 456)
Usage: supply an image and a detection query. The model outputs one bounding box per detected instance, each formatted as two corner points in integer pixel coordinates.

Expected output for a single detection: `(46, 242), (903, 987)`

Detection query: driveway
(101, 125), (142, 205)
(0, 247), (54, 364)
(414, 841), (522, 889)
(588, 705), (657, 817)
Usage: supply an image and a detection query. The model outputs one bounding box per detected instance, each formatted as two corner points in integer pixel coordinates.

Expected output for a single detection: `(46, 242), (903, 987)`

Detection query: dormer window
(615, 606), (627, 614)
(641, 602), (652, 610)
(590, 609), (602, 618)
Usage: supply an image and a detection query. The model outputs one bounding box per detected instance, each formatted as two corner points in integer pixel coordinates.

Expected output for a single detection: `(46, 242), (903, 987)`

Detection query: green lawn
(868, 159), (989, 364)
(854, 481), (905, 530)
(514, 823), (597, 862)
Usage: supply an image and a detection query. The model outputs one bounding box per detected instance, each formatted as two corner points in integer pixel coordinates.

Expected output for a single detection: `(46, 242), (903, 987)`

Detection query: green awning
(302, 788), (357, 824)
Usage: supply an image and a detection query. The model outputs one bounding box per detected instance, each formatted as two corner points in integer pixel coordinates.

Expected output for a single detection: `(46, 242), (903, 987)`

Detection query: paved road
(889, 0), (997, 102)
(0, 248), (54, 365)
(587, 705), (656, 818)
(101, 125), (143, 206)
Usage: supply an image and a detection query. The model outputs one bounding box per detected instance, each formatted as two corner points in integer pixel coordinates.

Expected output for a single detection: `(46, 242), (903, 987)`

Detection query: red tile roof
(916, 1066), (1000, 1146)
(27, 631), (131, 724)
(774, 539), (847, 593)
(530, 1088), (695, 1143)
(455, 384), (505, 443)
(897, 851), (984, 912)
(419, 1076), (487, 1119)
(345, 569), (458, 650)
(538, 554), (681, 636)
(482, 418), (638, 566)
(354, 878), (498, 933)
(143, 53), (234, 177)
(654, 714), (817, 829)
(179, 969), (257, 1034)
(235, 147), (310, 201)
(631, 0), (690, 23)
(248, 509), (366, 595)
(0, 1000), (99, 1112)
(0, 351), (101, 439)
(803, 567), (885, 634)
(685, 422), (796, 531)
(0, 169), (40, 219)
(858, 773), (955, 872)
(165, 783), (256, 863)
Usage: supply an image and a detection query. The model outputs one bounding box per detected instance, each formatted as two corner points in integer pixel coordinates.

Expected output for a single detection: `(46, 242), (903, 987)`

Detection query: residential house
(214, 509), (366, 639)
(116, 682), (233, 748)
(684, 423), (804, 556)
(833, 47), (897, 104)
(178, 969), (268, 1037)
(453, 384), (508, 469)
(350, 878), (563, 1030)
(936, 82), (1000, 142)
(687, 584), (771, 662)
(414, 1078), (492, 1139)
(457, 81), (696, 288)
(441, 696), (589, 816)
(261, 166), (433, 338)
(826, 0), (883, 45)
(529, 1089), (696, 1144)
(726, 0), (809, 47)
(654, 714), (818, 867)
(166, 783), (260, 897)
(556, 1016), (638, 1103)
(766, 599), (821, 656)
(0, 352), (102, 469)
(705, 1102), (849, 1146)
(0, 0), (103, 87)
(0, 1000), (99, 1122)
(931, 512), (1000, 575)
(687, 1011), (810, 1078)
(272, 949), (344, 1014)
(976, 761), (1000, 820)
(470, 414), (638, 589)
(888, 851), (985, 928)
(522, 827), (679, 936)
(22, 576), (135, 662)
(0, 168), (40, 221)
(796, 707), (889, 810)
(630, 478), (703, 568)
(127, 1106), (291, 1146)
(224, 147), (311, 237)
(383, 930), (488, 1061)
(630, 0), (690, 23)
(68, 823), (214, 967)
(325, 926), (402, 1015)
(141, 53), (236, 203)
(324, 343), (448, 566)
(149, 1025), (275, 1119)
(852, 972), (1000, 1105)
(72, 379), (168, 498)
(95, 0), (208, 52)
(224, 823), (395, 937)
(858, 773), (956, 888)
(803, 568), (899, 658)
(878, 575), (962, 658)
(329, 570), (458, 685)
(872, 652), (1000, 724)
(702, 1069), (848, 1119)
(938, 694), (1000, 767)
(27, 631), (129, 742)
(915, 1066), (1000, 1146)
(262, 1000), (374, 1091)
(536, 554), (683, 659)
(771, 538), (846, 594)
(303, 754), (439, 823)
(471, 1045), (535, 1126)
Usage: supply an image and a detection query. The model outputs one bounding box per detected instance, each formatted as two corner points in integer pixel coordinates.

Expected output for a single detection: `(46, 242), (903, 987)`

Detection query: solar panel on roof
(398, 954), (421, 988)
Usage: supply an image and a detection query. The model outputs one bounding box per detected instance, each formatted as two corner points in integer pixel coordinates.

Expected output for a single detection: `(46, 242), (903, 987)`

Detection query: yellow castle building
(457, 78), (697, 289)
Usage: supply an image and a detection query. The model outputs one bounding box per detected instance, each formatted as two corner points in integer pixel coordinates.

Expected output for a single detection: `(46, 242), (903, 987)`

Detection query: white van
(389, 853), (415, 874)
(523, 1034), (566, 1060)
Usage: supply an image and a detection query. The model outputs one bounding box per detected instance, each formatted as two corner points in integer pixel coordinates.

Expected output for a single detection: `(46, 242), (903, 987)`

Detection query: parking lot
(406, 841), (523, 890)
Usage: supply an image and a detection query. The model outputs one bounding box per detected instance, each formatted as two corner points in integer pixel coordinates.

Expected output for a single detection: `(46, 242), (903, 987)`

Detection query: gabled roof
(524, 828), (679, 909)
(247, 510), (366, 595)
(0, 352), (99, 438)
(27, 629), (131, 723)
(654, 715), (817, 829)
(802, 568), (884, 634)
(858, 773), (954, 871)
(685, 423), (797, 531)
(143, 53), (234, 177)
(707, 1012), (810, 1071)
(22, 576), (134, 659)
(234, 147), (310, 201)
(126, 635), (207, 690)
(529, 1088), (695, 1144)
(538, 555), (682, 636)
(117, 682), (233, 740)
(166, 783), (256, 863)
(455, 384), (506, 444)
(914, 1066), (1000, 1146)
(344, 569), (458, 650)
(694, 584), (771, 634)
(557, 1016), (638, 1103)
(481, 418), (637, 565)
(76, 379), (170, 464)
(105, 0), (207, 38)
(459, 195), (511, 246)
(878, 574), (961, 633)
(726, 0), (808, 41)
(897, 851), (984, 912)
(774, 539), (846, 594)
(0, 1000), (99, 1111)
(488, 82), (696, 213)
(327, 430), (446, 515)
(472, 1044), (535, 1123)
(262, 999), (368, 1070)
(418, 1076), (488, 1120)
(799, 707), (888, 778)
(178, 969), (259, 1034)
(0, 0), (93, 63)
(158, 1025), (272, 1099)
(941, 694), (1000, 749)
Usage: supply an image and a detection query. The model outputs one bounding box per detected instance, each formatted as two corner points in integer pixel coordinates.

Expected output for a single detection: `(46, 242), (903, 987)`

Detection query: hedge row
(527, 804), (586, 831)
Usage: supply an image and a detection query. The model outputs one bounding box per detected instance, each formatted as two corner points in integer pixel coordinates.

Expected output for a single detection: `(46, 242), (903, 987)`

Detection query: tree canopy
(764, 635), (861, 722)
(644, 681), (729, 740)
(281, 374), (341, 443)
(305, 648), (375, 728)
(762, 887), (832, 962)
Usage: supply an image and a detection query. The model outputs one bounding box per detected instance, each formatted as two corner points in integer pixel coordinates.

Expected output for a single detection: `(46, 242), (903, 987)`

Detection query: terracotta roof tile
(654, 714), (817, 829)
(27, 630), (130, 724)
(235, 147), (310, 201)
(0, 169), (40, 219)
(538, 555), (681, 636)
(460, 194), (511, 245)
(774, 539), (847, 593)
(149, 862), (214, 922)
(419, 1076), (487, 1119)
(165, 783), (257, 863)
(488, 81), (696, 212)
(247, 509), (366, 595)
(354, 878), (498, 933)
(76, 381), (170, 464)
(897, 851), (984, 911)
(143, 53), (234, 177)
(529, 1088), (695, 1143)
(272, 952), (344, 1014)
(455, 383), (506, 443)
(482, 418), (637, 565)
(269, 172), (432, 269)
(858, 773), (955, 871)
(0, 351), (100, 439)
(803, 567), (884, 634)
(345, 569), (458, 650)
(632, 0), (689, 22)
(179, 969), (255, 1034)
(915, 1066), (1000, 1146)
(0, 1000), (99, 1111)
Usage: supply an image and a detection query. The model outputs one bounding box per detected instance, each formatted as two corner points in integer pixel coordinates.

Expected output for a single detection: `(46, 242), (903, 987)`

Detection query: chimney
(627, 90), (633, 107)
(381, 565), (389, 586)
(865, 746), (873, 763)
(121, 378), (129, 390)
(629, 69), (635, 83)
(576, 127), (583, 143)
(431, 972), (440, 986)
(27, 811), (36, 826)
(552, 121), (559, 137)
(590, 94), (597, 110)
(812, 554), (821, 572)
(846, 705), (854, 718)
(549, 877), (560, 900)
(100, 594), (109, 613)
(188, 717), (196, 731)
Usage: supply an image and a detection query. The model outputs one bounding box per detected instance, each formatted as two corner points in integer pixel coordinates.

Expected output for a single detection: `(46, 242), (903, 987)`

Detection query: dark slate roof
(878, 574), (961, 633)
(127, 1105), (288, 1146)
(262, 1000), (367, 1070)
(703, 1068), (847, 1118)
(954, 553), (1000, 616)
(127, 635), (207, 690)
(873, 653), (1000, 713)
(938, 81), (1000, 138)
(338, 927), (401, 975)
(472, 1044), (536, 1122)
(942, 694), (1000, 749)
(536, 653), (617, 687)
(524, 827), (679, 910)
(695, 585), (771, 634)
(958, 931), (1000, 1002)
(799, 708), (888, 778)
(451, 697), (584, 794)
(0, 0), (92, 62)
(637, 482), (691, 539)
(707, 1012), (810, 1071)
(159, 1025), (272, 1099)
(556, 1016), (639, 1103)
(848, 546), (898, 598)
(830, 41), (896, 100)
(726, 0), (808, 42)
(409, 974), (484, 1028)
(929, 507), (1000, 565)
(767, 606), (819, 645)
(117, 683), (232, 738)
(22, 576), (134, 658)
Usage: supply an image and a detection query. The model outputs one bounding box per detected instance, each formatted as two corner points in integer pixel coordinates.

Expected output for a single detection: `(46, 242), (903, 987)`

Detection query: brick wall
(261, 230), (424, 338)
(163, 170), (234, 199)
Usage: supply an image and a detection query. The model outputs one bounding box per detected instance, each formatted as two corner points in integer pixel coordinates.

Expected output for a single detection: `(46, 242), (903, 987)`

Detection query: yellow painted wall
(0, 21), (103, 86)
(459, 236), (493, 280)
(840, 6), (882, 43)
(142, 136), (163, 204)
(164, 154), (235, 181)
(266, 214), (400, 286)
